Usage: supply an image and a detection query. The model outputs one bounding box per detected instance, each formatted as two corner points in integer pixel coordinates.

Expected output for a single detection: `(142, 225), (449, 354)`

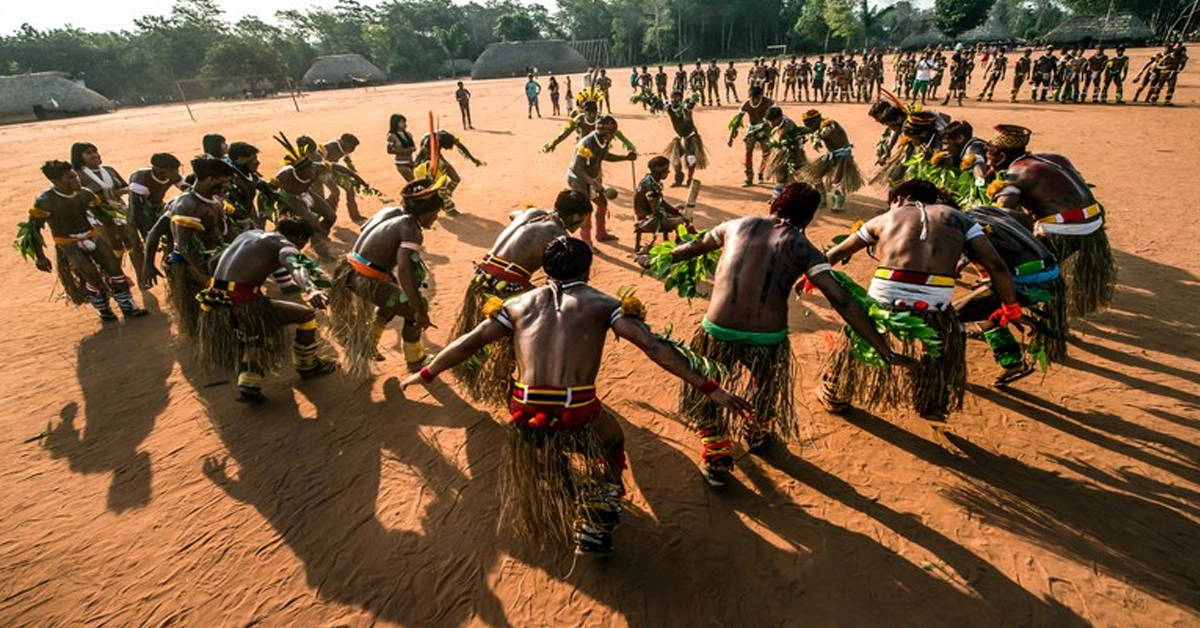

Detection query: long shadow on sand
(839, 405), (1200, 617)
(44, 293), (173, 512)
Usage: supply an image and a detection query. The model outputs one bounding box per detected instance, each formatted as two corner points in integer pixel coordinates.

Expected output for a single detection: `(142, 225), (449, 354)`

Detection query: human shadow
(201, 374), (514, 627)
(1069, 249), (1200, 377)
(942, 431), (1200, 616)
(44, 293), (172, 512)
(747, 447), (1092, 627)
(438, 212), (507, 249)
(839, 405), (1200, 617)
(975, 385), (1200, 486)
(570, 416), (1089, 627)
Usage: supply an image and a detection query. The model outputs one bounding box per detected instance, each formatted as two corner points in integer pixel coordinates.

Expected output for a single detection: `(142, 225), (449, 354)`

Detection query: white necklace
(53, 188), (77, 199)
(82, 166), (114, 190)
(151, 172), (171, 185)
(194, 191), (220, 205)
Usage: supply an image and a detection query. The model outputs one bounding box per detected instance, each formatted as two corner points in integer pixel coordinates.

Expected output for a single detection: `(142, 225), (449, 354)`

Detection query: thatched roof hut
(0, 72), (114, 125)
(960, 14), (1016, 44)
(1043, 13), (1155, 46)
(471, 40), (589, 80)
(301, 54), (387, 90)
(900, 26), (951, 51)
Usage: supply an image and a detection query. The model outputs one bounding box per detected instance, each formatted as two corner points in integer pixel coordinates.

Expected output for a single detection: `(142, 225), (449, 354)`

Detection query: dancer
(196, 218), (336, 403)
(798, 109), (862, 212)
(727, 85), (775, 186)
(567, 115), (637, 245)
(414, 128), (485, 216)
(402, 236), (751, 555)
(663, 90), (707, 187)
(20, 160), (147, 321)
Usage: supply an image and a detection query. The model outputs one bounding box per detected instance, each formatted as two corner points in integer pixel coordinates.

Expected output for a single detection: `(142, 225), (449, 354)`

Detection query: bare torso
(211, 230), (293, 284)
(34, 188), (99, 235)
(706, 216), (826, 332)
(865, 203), (974, 276)
(488, 209), (569, 272)
(351, 213), (422, 271)
(505, 284), (619, 387)
(1001, 153), (1095, 219)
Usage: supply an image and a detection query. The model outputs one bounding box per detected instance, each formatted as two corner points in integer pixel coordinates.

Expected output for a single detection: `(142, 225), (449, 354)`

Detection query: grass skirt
(822, 308), (966, 417)
(500, 422), (608, 547)
(1043, 228), (1116, 318)
(1024, 275), (1069, 363)
(328, 259), (385, 379)
(55, 247), (94, 305)
(677, 328), (797, 440)
(765, 142), (808, 183)
(196, 298), (287, 375)
(801, 153), (864, 194)
(166, 262), (203, 339)
(450, 279), (521, 406)
(662, 134), (709, 170)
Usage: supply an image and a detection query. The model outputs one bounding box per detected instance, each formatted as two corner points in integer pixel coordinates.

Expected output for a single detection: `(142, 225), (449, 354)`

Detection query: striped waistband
(347, 251), (392, 282)
(51, 229), (98, 245)
(874, 268), (956, 287)
(478, 253), (533, 283)
(511, 381), (597, 408)
(208, 278), (264, 295)
(1036, 203), (1102, 225)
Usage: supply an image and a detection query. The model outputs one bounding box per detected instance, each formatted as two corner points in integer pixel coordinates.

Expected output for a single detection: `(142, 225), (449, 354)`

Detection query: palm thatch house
(301, 54), (388, 90)
(471, 40), (589, 80)
(0, 72), (114, 125)
(900, 24), (951, 50)
(960, 13), (1016, 44)
(1043, 13), (1155, 46)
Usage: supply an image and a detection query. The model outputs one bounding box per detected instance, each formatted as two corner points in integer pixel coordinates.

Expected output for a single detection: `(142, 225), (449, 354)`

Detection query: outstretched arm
(825, 220), (875, 265)
(456, 142), (483, 166)
(807, 269), (912, 369)
(400, 318), (510, 390)
(612, 316), (752, 415)
(669, 224), (725, 262)
(544, 120), (578, 151)
(965, 235), (1019, 308)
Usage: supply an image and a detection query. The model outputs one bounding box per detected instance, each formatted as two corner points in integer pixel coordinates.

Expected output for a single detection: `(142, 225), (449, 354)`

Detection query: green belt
(702, 317), (788, 346)
(1014, 259), (1050, 275)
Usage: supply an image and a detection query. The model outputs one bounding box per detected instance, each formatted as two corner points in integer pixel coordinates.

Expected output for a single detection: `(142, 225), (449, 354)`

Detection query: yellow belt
(1036, 203), (1102, 225)
(873, 268), (956, 287)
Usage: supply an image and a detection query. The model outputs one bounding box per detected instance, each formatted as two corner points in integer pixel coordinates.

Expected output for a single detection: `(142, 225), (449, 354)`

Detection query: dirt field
(1, 49), (1197, 627)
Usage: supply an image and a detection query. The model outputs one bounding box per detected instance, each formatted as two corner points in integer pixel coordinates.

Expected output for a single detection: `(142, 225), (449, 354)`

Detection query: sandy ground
(0, 48), (1198, 627)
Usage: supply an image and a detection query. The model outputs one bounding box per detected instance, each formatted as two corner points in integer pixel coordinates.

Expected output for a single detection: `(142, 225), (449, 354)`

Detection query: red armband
(988, 302), (1023, 327)
(698, 378), (720, 396)
(419, 366), (436, 382)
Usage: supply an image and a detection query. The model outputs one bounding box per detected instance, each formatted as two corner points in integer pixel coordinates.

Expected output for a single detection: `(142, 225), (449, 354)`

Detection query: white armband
(400, 242), (423, 252)
(965, 223), (986, 241)
(129, 182), (151, 196)
(854, 224), (876, 244)
(807, 262), (833, 277)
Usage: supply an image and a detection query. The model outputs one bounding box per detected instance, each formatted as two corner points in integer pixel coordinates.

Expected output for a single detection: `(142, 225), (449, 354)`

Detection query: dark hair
(553, 189), (592, 218)
(227, 142), (258, 161)
(276, 217), (314, 242)
(597, 115), (618, 128)
(543, 237), (593, 281)
(41, 160), (74, 182)
(765, 106), (783, 121)
(150, 153), (181, 169)
(769, 182), (821, 227)
(647, 155), (670, 170)
(202, 133), (226, 157)
(944, 120), (973, 140)
(748, 85), (763, 98)
(296, 135), (317, 151)
(340, 133), (359, 147)
(389, 113), (406, 134)
(191, 156), (236, 180)
(888, 179), (959, 208)
(69, 142), (97, 169)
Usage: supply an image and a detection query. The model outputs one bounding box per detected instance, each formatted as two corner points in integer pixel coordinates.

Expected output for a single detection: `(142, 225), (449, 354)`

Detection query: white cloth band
(129, 182), (151, 196)
(868, 278), (955, 311)
(1035, 219), (1104, 237)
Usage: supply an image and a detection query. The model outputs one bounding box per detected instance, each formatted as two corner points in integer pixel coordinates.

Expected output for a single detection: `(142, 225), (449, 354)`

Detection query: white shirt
(916, 59), (935, 81)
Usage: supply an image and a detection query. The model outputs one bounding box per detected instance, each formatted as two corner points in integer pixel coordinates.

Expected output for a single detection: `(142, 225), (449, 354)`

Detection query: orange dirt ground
(1, 49), (1197, 627)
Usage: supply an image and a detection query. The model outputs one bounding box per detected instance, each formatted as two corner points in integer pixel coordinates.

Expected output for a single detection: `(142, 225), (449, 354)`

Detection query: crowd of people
(18, 45), (1131, 559)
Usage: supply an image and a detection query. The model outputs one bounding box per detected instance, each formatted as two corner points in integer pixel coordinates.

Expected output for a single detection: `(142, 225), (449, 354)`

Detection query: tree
(494, 11), (539, 41)
(933, 0), (992, 37)
(824, 0), (864, 49)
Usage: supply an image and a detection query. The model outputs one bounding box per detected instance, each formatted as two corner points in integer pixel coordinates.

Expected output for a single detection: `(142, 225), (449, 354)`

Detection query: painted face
(81, 147), (102, 169)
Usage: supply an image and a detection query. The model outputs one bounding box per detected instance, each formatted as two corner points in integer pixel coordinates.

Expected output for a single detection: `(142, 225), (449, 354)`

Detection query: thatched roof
(960, 14), (1016, 44)
(301, 54), (387, 89)
(900, 26), (951, 50)
(1043, 13), (1155, 45)
(471, 40), (589, 80)
(0, 72), (114, 125)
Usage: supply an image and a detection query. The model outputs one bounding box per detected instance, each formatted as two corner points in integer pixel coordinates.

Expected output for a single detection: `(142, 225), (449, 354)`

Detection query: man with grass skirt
(402, 237), (751, 555)
(954, 205), (1068, 386)
(142, 157), (236, 338)
(267, 135), (337, 259)
(326, 178), (446, 378)
(414, 129), (484, 217)
(195, 218), (337, 404)
(985, 124), (1116, 318)
(763, 106), (809, 196)
(663, 90), (707, 188)
(727, 85), (775, 187)
(449, 190), (593, 404)
(871, 107), (950, 191)
(940, 120), (990, 185)
(638, 183), (913, 487)
(19, 161), (148, 322)
(818, 180), (1022, 422)
(126, 153), (184, 285)
(798, 109), (863, 213)
(633, 156), (696, 254)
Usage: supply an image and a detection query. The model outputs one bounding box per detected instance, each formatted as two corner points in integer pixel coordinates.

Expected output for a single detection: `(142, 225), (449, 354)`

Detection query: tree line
(0, 0), (1187, 105)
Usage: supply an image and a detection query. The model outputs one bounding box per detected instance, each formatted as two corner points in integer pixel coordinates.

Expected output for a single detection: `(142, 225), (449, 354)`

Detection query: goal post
(174, 73), (299, 121)
(766, 44), (788, 58)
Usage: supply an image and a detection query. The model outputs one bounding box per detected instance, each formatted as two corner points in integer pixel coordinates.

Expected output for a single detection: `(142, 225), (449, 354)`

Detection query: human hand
(415, 310), (432, 330)
(541, 143), (555, 153)
(306, 290), (328, 310)
(399, 372), (426, 392)
(35, 257), (52, 273)
(628, 152), (638, 161)
(140, 265), (161, 289)
(709, 387), (754, 417)
(635, 254), (651, 269)
(727, 138), (734, 147)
